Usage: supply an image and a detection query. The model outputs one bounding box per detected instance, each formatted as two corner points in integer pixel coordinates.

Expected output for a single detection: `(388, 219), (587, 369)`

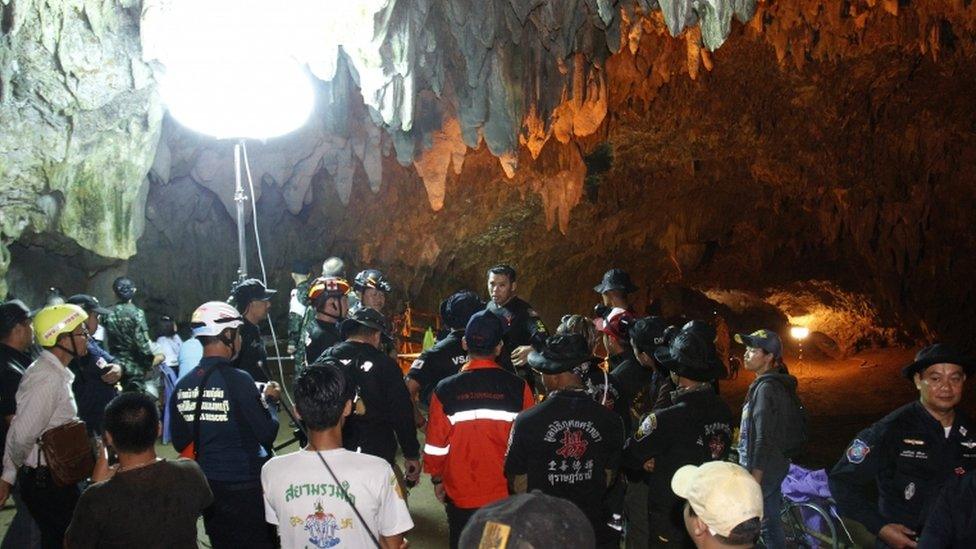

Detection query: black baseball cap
(734, 329), (783, 359)
(0, 300), (32, 334)
(66, 294), (111, 315)
(465, 309), (505, 352)
(230, 279), (276, 311)
(439, 290), (485, 329)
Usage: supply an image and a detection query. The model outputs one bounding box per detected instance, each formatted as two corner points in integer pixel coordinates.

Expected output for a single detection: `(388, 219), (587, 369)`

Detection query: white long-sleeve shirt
(2, 350), (78, 484)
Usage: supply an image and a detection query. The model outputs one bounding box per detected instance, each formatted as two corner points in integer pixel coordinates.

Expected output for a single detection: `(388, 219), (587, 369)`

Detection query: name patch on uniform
(846, 439), (871, 464)
(902, 439), (925, 446)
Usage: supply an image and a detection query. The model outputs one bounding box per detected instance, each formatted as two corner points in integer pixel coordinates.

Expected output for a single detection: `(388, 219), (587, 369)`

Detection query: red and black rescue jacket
(423, 358), (534, 508)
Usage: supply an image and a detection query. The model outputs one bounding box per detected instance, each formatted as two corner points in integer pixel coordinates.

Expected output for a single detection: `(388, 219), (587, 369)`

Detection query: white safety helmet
(190, 301), (243, 337)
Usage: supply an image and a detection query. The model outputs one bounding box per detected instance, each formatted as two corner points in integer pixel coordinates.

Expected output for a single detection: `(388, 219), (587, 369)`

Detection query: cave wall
(4, 0), (976, 351)
(0, 0), (162, 299)
(115, 24), (976, 351)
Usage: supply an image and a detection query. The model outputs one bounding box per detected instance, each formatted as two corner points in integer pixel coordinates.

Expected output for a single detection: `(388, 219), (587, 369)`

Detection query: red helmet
(307, 277), (351, 307)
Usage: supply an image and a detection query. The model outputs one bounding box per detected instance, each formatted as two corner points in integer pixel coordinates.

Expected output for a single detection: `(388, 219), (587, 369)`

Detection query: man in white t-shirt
(262, 357), (413, 548)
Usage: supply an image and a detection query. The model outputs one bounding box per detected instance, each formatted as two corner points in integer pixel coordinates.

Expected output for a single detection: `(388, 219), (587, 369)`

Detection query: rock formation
(2, 0), (976, 351)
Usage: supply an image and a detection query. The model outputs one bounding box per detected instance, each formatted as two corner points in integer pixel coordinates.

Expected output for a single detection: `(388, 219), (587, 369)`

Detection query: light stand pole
(233, 141), (248, 283)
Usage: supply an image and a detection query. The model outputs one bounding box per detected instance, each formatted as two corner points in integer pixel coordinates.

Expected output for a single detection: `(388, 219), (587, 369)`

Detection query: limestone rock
(0, 0), (161, 295)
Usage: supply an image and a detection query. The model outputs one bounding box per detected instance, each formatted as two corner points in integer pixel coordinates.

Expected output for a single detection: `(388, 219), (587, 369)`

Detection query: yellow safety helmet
(33, 304), (88, 347)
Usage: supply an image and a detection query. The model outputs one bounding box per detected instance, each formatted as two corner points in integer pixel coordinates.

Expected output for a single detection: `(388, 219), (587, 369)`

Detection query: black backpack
(749, 376), (808, 457)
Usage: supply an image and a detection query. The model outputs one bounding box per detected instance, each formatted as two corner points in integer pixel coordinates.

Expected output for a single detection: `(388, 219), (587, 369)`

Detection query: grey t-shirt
(66, 458), (213, 548)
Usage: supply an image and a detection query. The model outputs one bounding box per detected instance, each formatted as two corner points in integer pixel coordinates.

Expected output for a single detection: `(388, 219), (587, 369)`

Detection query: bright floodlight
(160, 60), (315, 140)
(790, 326), (810, 341)
(148, 0), (316, 140)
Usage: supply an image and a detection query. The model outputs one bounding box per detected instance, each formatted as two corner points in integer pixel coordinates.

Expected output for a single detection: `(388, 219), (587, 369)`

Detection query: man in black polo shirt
(315, 308), (421, 489)
(405, 290), (483, 421)
(65, 294), (122, 435)
(229, 278), (276, 383)
(0, 299), (40, 548)
(485, 264), (548, 388)
(506, 334), (625, 549)
(0, 300), (32, 447)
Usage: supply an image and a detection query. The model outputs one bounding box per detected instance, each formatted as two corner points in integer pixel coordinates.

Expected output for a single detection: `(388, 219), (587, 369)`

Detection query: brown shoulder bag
(38, 420), (94, 486)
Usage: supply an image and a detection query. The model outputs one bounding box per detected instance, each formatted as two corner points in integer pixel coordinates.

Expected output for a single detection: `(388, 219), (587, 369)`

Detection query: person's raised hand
(433, 482), (446, 503)
(404, 459), (421, 483)
(511, 345), (533, 367)
(264, 381), (282, 402)
(91, 438), (117, 483)
(100, 364), (122, 384)
(0, 480), (11, 507)
(878, 524), (918, 549)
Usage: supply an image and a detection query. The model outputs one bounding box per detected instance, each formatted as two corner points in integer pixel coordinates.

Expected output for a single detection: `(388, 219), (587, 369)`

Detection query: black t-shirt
(505, 390), (625, 543)
(70, 339), (120, 435)
(623, 386), (734, 515)
(65, 459), (213, 549)
(304, 318), (341, 366)
(609, 350), (654, 433)
(487, 297), (548, 373)
(234, 320), (269, 382)
(317, 341), (420, 462)
(405, 331), (467, 407)
(0, 344), (29, 461)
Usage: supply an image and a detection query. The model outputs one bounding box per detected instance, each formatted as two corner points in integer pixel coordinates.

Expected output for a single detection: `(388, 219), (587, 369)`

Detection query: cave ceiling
(2, 0), (976, 347)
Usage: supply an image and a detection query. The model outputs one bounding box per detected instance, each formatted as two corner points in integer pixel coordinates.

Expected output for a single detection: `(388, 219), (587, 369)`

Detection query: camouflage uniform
(288, 277), (313, 369)
(104, 302), (156, 395)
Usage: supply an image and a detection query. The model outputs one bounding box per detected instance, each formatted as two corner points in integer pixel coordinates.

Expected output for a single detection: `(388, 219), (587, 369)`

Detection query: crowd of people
(0, 261), (973, 548)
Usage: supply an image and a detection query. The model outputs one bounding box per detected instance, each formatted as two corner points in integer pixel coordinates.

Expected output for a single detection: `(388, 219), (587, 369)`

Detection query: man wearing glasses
(830, 344), (976, 548)
(0, 304), (90, 548)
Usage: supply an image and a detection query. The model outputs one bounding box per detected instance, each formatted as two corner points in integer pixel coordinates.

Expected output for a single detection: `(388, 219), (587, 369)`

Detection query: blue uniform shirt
(170, 356), (279, 482)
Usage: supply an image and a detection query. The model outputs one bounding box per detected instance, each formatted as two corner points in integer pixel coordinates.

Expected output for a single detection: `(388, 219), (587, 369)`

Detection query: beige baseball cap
(671, 461), (763, 538)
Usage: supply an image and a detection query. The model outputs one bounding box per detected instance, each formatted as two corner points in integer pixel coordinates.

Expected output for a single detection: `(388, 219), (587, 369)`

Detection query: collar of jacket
(461, 358), (500, 371)
(609, 350), (636, 368)
(670, 382), (713, 402)
(0, 343), (31, 370)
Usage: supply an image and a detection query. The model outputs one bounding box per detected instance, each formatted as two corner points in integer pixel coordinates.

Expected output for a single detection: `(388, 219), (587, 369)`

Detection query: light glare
(790, 326), (810, 341)
(146, 0), (316, 139)
(160, 59), (315, 140)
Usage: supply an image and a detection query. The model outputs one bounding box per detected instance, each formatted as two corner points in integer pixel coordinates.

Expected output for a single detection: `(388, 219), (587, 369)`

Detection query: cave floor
(1, 346), (962, 547)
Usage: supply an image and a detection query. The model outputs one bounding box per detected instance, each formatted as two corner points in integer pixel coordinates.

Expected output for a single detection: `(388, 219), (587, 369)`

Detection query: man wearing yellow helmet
(0, 304), (89, 548)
